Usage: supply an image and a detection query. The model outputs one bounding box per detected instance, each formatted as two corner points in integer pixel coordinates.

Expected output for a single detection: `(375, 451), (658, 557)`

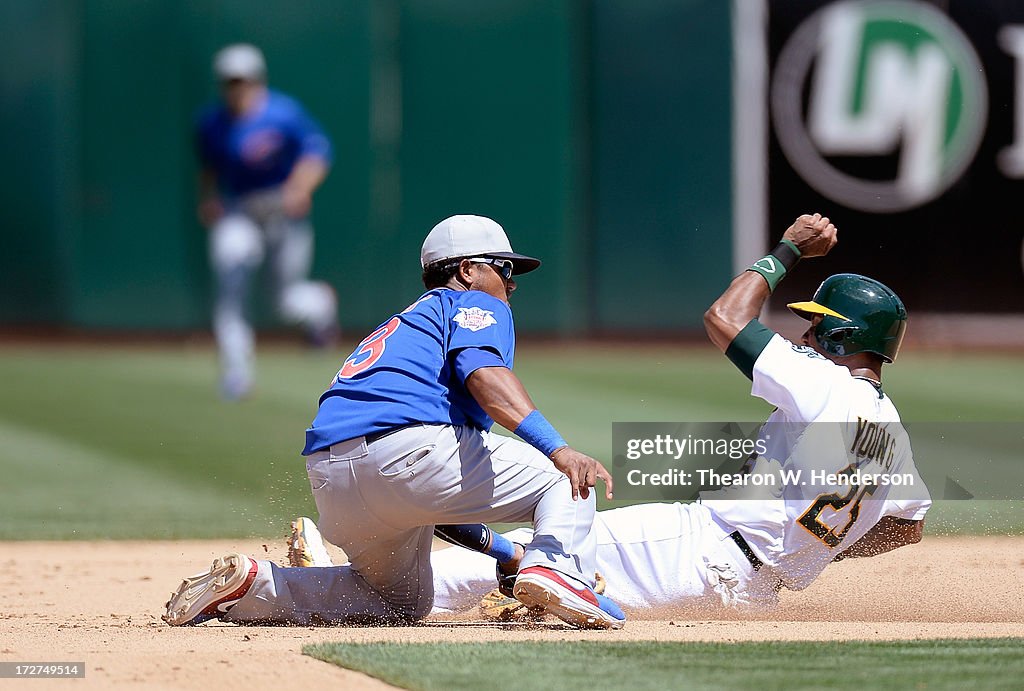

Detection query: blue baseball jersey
(303, 289), (516, 455)
(195, 89), (332, 199)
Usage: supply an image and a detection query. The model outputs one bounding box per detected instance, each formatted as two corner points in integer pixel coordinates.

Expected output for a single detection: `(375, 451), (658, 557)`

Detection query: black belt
(729, 531), (763, 572)
(364, 425), (416, 444)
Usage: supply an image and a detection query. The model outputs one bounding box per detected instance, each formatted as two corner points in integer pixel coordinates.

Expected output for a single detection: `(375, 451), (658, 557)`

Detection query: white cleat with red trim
(163, 553), (257, 626)
(513, 566), (625, 630)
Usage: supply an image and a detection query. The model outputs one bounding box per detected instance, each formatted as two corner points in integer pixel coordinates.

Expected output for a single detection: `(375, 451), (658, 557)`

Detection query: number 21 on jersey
(798, 464), (879, 548)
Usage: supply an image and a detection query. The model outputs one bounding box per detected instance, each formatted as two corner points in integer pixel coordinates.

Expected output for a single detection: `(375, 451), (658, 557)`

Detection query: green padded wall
(591, 0), (733, 331)
(0, 0), (80, 324)
(392, 0), (587, 332)
(0, 0), (734, 334)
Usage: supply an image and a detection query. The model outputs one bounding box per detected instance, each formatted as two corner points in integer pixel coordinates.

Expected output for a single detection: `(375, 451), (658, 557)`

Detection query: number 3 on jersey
(337, 317), (401, 379)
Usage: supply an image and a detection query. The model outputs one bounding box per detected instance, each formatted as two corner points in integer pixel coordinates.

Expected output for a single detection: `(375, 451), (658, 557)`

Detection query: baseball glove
(478, 571), (607, 621)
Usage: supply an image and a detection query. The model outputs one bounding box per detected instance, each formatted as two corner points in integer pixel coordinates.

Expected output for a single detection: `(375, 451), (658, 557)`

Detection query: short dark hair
(422, 259), (463, 289)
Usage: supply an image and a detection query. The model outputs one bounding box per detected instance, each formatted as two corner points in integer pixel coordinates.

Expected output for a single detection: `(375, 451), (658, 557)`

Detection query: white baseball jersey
(429, 335), (933, 614)
(703, 334), (931, 590)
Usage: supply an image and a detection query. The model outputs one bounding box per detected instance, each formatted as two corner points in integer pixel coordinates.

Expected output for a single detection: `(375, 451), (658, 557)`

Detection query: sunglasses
(468, 257), (514, 280)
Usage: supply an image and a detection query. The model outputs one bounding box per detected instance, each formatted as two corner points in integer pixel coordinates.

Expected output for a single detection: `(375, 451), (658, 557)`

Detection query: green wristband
(746, 256), (787, 291)
(746, 240), (802, 292)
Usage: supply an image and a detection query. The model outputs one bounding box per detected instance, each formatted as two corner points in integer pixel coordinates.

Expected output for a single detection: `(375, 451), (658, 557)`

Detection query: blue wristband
(485, 531), (517, 563)
(514, 410), (568, 457)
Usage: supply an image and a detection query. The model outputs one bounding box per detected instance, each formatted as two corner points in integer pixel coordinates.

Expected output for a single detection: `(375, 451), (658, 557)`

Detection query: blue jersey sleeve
(444, 292), (515, 365)
(292, 105), (331, 162)
(283, 96), (332, 164)
(451, 347), (506, 386)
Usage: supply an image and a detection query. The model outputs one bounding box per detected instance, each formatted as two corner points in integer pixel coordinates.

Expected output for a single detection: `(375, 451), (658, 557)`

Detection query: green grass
(0, 344), (1021, 539)
(305, 639), (1024, 691)
(0, 344), (330, 539)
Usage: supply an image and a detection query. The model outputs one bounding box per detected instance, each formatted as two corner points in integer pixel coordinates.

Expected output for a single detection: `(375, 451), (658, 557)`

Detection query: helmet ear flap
(816, 324), (857, 356)
(823, 326), (856, 343)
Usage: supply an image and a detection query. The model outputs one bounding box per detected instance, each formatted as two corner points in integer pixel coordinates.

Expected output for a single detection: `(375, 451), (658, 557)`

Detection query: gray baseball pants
(210, 188), (337, 394)
(225, 423), (598, 625)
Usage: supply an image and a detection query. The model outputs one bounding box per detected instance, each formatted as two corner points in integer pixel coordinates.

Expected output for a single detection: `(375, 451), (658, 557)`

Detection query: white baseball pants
(430, 502), (782, 613)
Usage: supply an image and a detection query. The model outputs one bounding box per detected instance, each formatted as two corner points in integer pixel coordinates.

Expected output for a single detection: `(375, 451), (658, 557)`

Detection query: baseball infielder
(292, 213), (931, 615)
(163, 214), (625, 629)
(196, 44), (338, 399)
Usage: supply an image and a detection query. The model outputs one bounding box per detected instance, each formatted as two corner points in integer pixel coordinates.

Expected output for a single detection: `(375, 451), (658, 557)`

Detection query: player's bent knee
(278, 282), (336, 325)
(388, 587), (434, 623)
(210, 215), (263, 270)
(410, 598), (434, 622)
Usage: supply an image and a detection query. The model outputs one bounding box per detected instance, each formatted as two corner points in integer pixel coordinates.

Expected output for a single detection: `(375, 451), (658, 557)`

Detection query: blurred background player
(196, 43), (339, 399)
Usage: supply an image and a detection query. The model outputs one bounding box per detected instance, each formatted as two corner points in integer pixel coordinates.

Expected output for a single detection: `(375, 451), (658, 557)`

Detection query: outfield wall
(11, 0), (1020, 337)
(0, 0), (733, 334)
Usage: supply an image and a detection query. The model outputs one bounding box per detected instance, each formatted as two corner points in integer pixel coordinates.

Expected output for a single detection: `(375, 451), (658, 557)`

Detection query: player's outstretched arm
(704, 213), (838, 351)
(196, 168), (224, 227)
(282, 156), (330, 218)
(704, 272), (773, 352)
(832, 516), (924, 561)
(466, 365), (613, 501)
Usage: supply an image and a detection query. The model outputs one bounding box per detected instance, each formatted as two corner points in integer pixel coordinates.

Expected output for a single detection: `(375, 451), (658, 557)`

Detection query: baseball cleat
(287, 517), (334, 567)
(162, 553), (257, 626)
(496, 566), (604, 599)
(513, 566), (625, 630)
(220, 372), (253, 402)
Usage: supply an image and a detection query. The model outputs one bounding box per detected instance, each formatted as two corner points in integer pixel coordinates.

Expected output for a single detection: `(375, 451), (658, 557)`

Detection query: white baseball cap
(420, 215), (541, 275)
(213, 44), (266, 81)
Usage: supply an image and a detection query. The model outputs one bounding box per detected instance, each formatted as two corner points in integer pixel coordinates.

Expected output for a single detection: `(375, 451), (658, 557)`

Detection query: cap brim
(486, 252), (541, 275)
(786, 301), (851, 321)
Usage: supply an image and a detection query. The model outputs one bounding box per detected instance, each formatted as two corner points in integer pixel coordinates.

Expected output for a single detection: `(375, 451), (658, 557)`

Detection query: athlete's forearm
(705, 213), (837, 353)
(197, 168), (223, 226)
(285, 155), (329, 195)
(465, 366), (538, 431)
(467, 364), (612, 501)
(198, 168), (219, 199)
(704, 272), (773, 351)
(833, 517), (924, 561)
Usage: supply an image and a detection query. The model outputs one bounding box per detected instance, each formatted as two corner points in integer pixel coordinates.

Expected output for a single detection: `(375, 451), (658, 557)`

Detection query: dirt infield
(1, 537), (1021, 690)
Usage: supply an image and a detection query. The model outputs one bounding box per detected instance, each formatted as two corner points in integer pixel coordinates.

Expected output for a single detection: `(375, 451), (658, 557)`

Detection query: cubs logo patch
(453, 307), (497, 332)
(240, 129), (284, 167)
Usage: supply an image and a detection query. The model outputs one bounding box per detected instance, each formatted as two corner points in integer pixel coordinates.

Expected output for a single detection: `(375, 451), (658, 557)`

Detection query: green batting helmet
(787, 273), (907, 363)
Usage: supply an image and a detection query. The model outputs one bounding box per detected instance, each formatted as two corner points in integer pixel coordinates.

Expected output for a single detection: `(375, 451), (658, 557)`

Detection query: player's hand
(282, 185), (313, 218)
(549, 447), (614, 501)
(198, 197), (224, 227)
(782, 213), (838, 258)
